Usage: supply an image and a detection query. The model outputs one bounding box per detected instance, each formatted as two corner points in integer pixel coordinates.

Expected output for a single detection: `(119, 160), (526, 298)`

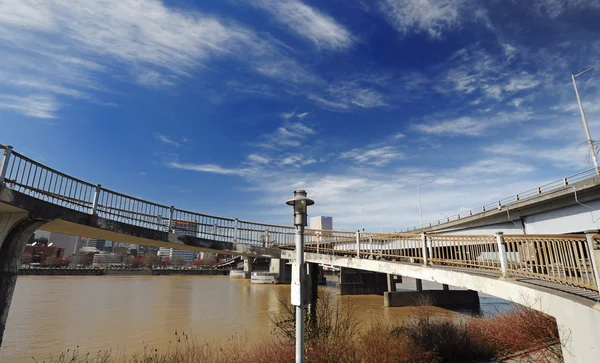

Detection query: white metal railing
(404, 168), (598, 231)
(1, 144), (599, 294)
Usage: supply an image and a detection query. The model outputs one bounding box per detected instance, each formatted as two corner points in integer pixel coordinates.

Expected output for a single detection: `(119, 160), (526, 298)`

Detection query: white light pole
(286, 190), (314, 363)
(417, 180), (433, 229)
(572, 65), (600, 175)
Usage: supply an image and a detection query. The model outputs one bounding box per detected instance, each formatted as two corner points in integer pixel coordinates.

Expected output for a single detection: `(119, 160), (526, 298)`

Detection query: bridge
(0, 144), (599, 362)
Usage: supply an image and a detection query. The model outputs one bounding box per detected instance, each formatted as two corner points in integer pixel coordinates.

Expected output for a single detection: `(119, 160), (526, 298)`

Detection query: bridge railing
(504, 234), (598, 291)
(428, 234), (500, 270)
(2, 148), (97, 213)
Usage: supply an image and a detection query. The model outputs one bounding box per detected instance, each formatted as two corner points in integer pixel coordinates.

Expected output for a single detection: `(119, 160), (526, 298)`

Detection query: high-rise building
(310, 216), (333, 230)
(85, 238), (106, 250)
(48, 232), (84, 255)
(157, 247), (197, 263)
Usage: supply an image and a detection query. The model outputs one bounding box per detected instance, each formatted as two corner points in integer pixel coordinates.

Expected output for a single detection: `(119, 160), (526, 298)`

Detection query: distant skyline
(2, 0), (600, 231)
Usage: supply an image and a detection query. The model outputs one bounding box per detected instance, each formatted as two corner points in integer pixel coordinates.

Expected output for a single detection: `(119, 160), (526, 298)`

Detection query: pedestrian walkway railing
(1, 144), (599, 294)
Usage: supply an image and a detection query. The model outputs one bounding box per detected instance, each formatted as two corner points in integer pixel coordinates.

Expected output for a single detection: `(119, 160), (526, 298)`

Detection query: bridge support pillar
(269, 258), (292, 284)
(0, 213), (44, 349)
(243, 256), (252, 278)
(415, 278), (423, 292)
(387, 274), (399, 292)
(338, 267), (388, 295)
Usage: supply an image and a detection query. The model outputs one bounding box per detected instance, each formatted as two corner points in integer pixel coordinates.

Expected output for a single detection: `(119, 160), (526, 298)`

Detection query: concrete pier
(338, 267), (388, 295)
(243, 256), (252, 278)
(0, 213), (44, 347)
(384, 289), (480, 309)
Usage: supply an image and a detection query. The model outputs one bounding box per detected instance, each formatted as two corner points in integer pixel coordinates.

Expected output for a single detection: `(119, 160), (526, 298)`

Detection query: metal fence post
(495, 232), (510, 278)
(0, 145), (13, 184)
(356, 230), (360, 258)
(90, 184), (101, 215)
(585, 231), (600, 291)
(234, 218), (239, 243)
(421, 233), (428, 266)
(167, 206), (174, 232)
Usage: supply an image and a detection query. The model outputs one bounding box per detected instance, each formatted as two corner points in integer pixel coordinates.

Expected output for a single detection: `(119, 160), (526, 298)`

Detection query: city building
(21, 245), (65, 265)
(157, 247), (197, 264)
(48, 232), (84, 256)
(85, 238), (106, 251)
(310, 216), (333, 230)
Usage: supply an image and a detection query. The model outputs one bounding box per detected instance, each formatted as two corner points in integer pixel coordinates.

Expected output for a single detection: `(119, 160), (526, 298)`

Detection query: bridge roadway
(1, 145), (600, 362)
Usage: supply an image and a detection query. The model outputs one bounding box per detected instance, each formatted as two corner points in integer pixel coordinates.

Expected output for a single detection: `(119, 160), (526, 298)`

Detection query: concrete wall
(524, 200), (600, 234)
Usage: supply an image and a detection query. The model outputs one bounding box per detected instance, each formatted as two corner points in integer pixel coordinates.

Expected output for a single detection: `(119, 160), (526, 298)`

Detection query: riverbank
(43, 295), (562, 363)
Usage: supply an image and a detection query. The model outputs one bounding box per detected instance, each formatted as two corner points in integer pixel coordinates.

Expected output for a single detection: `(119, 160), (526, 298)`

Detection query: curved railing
(1, 144), (599, 294)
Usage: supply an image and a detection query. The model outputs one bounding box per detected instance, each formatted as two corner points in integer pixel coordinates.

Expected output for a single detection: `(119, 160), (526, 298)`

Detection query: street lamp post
(572, 65), (600, 175)
(417, 180), (433, 229)
(286, 190), (314, 363)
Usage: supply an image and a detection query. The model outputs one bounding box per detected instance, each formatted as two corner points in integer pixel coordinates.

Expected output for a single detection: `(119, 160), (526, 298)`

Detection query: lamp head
(286, 190), (315, 226)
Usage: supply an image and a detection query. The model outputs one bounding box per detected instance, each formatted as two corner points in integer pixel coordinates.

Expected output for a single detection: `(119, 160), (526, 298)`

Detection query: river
(0, 275), (511, 362)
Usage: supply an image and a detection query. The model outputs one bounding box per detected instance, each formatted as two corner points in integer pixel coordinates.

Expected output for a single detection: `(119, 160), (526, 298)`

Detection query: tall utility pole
(572, 65), (600, 175)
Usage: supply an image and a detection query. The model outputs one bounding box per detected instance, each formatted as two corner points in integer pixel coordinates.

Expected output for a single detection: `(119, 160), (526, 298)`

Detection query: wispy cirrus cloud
(256, 122), (316, 149)
(413, 110), (532, 137)
(0, 0), (323, 118)
(379, 0), (488, 39)
(252, 0), (353, 50)
(154, 133), (182, 147)
(0, 94), (60, 119)
(168, 162), (250, 176)
(340, 146), (404, 166)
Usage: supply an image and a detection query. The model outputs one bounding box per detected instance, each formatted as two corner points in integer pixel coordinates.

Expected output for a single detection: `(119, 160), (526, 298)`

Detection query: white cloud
(296, 112), (309, 119)
(379, 0), (484, 39)
(256, 122), (315, 149)
(247, 154), (271, 165)
(0, 0), (321, 118)
(253, 0), (353, 50)
(154, 133), (181, 147)
(456, 158), (536, 176)
(413, 117), (486, 136)
(340, 146), (404, 166)
(279, 154), (317, 167)
(394, 132), (406, 139)
(533, 0), (600, 18)
(0, 94), (60, 119)
(413, 111), (532, 137)
(483, 141), (591, 169)
(167, 162), (249, 176)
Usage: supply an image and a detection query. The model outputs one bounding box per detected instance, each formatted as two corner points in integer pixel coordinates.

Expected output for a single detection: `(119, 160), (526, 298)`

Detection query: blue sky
(1, 0), (600, 231)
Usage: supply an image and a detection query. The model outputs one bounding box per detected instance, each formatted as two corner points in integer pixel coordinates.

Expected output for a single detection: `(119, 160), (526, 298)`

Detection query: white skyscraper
(310, 216), (333, 230)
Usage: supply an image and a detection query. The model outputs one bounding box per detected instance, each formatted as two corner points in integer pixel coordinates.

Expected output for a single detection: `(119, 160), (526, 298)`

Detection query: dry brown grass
(42, 292), (563, 363)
